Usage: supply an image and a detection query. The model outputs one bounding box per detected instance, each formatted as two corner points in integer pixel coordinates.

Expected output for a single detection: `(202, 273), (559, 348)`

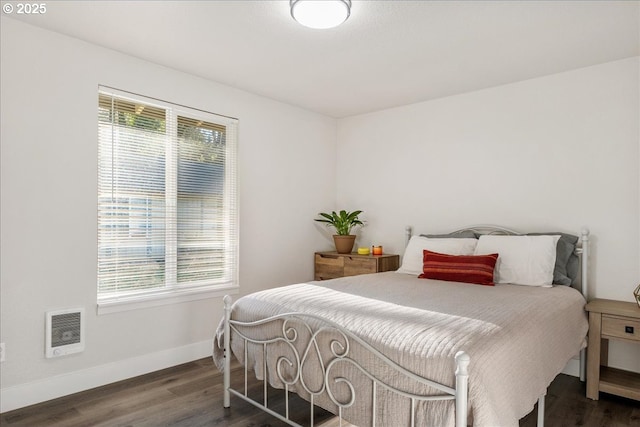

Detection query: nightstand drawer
(314, 253), (344, 280)
(602, 314), (640, 342)
(344, 256), (376, 276)
(314, 252), (399, 281)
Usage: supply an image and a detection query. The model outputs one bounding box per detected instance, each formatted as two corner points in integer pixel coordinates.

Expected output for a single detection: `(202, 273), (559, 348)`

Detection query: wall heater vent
(46, 308), (85, 358)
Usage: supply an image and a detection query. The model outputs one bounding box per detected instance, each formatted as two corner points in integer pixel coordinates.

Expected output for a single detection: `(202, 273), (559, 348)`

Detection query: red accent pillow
(418, 250), (499, 286)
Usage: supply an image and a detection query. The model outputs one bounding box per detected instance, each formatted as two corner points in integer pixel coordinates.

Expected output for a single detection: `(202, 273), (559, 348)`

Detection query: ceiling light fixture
(290, 0), (351, 29)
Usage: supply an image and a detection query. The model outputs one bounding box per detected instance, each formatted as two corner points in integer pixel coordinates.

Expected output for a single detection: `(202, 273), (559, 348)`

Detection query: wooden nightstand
(314, 252), (399, 281)
(585, 298), (640, 401)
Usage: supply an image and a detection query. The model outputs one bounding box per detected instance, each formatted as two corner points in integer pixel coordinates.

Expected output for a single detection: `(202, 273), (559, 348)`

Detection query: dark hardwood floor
(1, 357), (638, 427)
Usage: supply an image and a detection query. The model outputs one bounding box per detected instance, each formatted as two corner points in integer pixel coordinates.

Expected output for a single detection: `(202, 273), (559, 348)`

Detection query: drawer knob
(625, 326), (634, 334)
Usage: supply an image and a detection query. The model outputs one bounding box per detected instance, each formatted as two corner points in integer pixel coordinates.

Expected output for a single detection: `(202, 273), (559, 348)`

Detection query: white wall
(0, 17), (336, 411)
(337, 57), (640, 372)
(2, 16), (639, 413)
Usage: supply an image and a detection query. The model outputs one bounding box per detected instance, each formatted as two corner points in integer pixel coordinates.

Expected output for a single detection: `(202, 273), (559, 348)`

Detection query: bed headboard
(404, 225), (590, 299)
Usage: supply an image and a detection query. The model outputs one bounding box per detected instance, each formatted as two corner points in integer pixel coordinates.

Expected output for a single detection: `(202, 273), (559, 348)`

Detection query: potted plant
(314, 210), (364, 254)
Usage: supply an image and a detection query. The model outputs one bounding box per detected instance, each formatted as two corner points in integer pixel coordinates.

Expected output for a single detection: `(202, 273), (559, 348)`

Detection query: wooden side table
(314, 252), (399, 281)
(585, 298), (640, 401)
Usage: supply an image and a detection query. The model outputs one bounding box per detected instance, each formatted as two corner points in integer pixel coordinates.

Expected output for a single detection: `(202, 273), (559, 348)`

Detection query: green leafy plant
(315, 210), (364, 235)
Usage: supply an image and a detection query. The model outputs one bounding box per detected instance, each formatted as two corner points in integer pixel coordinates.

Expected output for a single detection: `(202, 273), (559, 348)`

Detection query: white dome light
(290, 0), (351, 29)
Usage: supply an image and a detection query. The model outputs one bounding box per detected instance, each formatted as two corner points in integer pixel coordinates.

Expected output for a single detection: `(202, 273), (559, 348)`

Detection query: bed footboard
(222, 295), (470, 427)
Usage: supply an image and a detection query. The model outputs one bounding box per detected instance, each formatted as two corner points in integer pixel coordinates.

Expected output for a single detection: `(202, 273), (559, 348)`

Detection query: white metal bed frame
(222, 225), (590, 427)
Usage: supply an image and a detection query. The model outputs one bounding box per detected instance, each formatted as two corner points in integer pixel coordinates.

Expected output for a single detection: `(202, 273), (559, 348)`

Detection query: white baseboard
(0, 339), (213, 413)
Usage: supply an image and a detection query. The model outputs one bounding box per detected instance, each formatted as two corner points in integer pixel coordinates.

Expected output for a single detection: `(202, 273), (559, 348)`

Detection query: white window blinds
(97, 88), (238, 308)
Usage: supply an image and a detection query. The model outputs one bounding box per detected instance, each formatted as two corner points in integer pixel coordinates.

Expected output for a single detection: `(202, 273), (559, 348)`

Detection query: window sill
(97, 284), (239, 315)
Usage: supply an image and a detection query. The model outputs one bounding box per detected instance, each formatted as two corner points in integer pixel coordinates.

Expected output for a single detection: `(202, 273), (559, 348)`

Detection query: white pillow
(474, 235), (560, 287)
(397, 236), (478, 276)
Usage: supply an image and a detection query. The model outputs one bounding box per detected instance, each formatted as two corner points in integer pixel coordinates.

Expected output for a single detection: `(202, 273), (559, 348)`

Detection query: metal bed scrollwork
(222, 295), (470, 427)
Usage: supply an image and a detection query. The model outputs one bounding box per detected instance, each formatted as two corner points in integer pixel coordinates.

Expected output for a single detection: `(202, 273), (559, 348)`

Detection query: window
(97, 87), (238, 313)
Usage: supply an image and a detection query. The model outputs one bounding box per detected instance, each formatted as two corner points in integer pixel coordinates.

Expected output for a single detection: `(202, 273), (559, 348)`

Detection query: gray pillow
(420, 230), (478, 239)
(528, 233), (579, 286)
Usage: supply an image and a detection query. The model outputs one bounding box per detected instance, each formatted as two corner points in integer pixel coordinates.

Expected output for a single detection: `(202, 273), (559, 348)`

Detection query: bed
(213, 226), (590, 427)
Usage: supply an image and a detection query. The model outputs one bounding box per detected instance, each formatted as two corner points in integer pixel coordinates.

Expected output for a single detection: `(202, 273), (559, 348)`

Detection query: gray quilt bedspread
(214, 272), (588, 426)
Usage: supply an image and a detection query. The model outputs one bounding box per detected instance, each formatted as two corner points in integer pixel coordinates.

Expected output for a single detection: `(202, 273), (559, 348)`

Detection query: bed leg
(537, 393), (545, 427)
(455, 351), (470, 427)
(223, 295), (232, 408)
